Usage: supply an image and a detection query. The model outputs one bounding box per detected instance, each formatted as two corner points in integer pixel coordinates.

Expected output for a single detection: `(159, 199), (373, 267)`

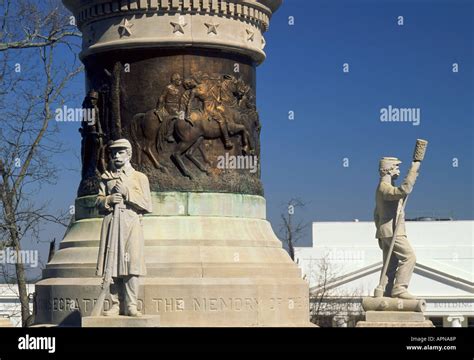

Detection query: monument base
(35, 192), (310, 327)
(357, 310), (433, 328)
(357, 320), (434, 328)
(365, 311), (425, 322)
(362, 297), (426, 312)
(82, 315), (160, 328)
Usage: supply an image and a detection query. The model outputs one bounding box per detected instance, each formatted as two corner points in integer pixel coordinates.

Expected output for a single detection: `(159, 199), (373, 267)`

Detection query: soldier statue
(157, 73), (183, 116)
(79, 90), (107, 178)
(95, 139), (152, 316)
(185, 73), (233, 149)
(163, 77), (199, 143)
(374, 157), (420, 300)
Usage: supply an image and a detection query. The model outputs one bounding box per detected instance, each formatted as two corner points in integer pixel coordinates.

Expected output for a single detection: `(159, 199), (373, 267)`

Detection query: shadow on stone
(58, 310), (82, 327)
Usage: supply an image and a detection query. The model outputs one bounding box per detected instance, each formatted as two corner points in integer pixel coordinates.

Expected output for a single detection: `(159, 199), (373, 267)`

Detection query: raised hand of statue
(410, 161), (421, 172)
(114, 182), (128, 197)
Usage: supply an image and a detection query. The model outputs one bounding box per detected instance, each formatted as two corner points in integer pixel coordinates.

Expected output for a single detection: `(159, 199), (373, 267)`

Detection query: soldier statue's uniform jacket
(374, 168), (418, 239)
(96, 165), (152, 277)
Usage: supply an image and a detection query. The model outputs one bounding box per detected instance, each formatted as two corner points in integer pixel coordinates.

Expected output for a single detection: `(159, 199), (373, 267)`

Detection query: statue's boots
(123, 275), (141, 316)
(104, 304), (120, 316)
(127, 306), (142, 317)
(105, 277), (125, 316)
(166, 119), (176, 142)
(392, 289), (417, 300)
(216, 119), (233, 149)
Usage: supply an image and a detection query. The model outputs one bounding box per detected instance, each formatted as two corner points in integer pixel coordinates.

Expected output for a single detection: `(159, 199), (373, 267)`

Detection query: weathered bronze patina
(78, 50), (262, 196)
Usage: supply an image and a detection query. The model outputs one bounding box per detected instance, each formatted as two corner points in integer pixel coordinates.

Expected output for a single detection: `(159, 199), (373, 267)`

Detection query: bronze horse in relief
(131, 74), (254, 179)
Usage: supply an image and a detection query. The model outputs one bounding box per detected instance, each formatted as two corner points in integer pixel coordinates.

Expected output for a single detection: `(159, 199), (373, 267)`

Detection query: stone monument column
(35, 0), (310, 326)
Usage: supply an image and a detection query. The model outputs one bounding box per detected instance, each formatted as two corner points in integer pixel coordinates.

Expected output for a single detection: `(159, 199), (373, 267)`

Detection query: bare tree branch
(0, 0), (82, 326)
(278, 198), (309, 260)
(309, 255), (364, 327)
(0, 0), (81, 52)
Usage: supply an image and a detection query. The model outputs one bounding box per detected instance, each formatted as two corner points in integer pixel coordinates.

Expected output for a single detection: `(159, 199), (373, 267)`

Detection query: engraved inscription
(50, 297), (143, 312)
(192, 297), (258, 312)
(152, 298), (185, 312)
(269, 297), (304, 311)
(151, 297), (259, 312)
(52, 298), (80, 312)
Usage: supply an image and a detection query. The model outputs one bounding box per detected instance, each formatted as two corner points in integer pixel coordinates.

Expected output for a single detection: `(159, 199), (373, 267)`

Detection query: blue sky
(18, 0), (473, 273)
(259, 0), (473, 244)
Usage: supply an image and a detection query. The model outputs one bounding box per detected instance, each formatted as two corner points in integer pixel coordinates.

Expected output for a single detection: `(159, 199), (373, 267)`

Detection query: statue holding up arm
(373, 140), (427, 300)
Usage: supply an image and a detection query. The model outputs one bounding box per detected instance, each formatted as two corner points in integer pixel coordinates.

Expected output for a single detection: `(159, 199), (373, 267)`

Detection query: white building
(294, 221), (474, 327)
(0, 284), (35, 327)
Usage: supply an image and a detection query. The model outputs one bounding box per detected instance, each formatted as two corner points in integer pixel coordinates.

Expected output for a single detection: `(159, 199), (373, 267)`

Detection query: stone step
(365, 311), (426, 322)
(82, 315), (160, 327)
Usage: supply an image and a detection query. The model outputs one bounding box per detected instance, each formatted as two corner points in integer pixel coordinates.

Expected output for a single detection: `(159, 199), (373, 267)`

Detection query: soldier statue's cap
(379, 157), (402, 168)
(109, 138), (132, 150)
(88, 90), (99, 99)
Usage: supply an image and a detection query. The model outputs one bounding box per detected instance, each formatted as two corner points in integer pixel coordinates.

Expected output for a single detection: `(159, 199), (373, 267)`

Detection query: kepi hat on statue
(109, 138), (132, 150)
(87, 90), (99, 99)
(379, 156), (402, 171)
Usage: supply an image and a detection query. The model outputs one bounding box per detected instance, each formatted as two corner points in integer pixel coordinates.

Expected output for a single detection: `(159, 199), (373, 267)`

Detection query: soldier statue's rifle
(374, 139), (428, 298)
(91, 192), (122, 316)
